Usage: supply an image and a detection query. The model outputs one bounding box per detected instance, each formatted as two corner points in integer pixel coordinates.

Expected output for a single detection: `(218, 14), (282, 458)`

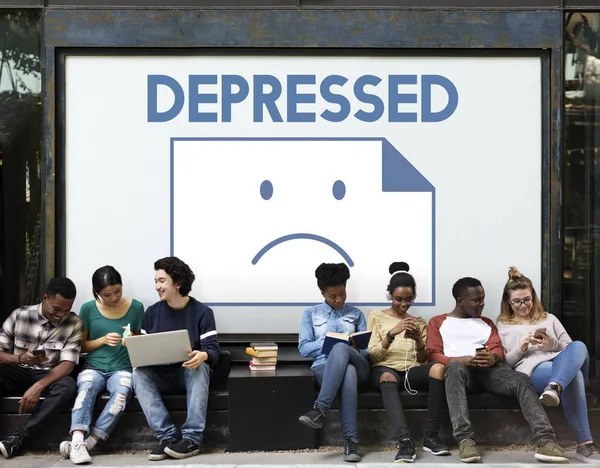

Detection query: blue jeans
(70, 368), (133, 440)
(530, 341), (591, 444)
(132, 364), (211, 445)
(312, 343), (370, 442)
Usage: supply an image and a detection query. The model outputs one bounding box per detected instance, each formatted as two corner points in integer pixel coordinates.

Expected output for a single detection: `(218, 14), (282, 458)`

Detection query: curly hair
(451, 277), (482, 300)
(315, 263), (350, 291)
(497, 266), (546, 325)
(154, 257), (196, 297)
(45, 277), (77, 300)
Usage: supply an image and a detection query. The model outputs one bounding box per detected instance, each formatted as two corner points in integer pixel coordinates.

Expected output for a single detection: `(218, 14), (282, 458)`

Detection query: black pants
(0, 364), (77, 439)
(371, 363), (445, 440)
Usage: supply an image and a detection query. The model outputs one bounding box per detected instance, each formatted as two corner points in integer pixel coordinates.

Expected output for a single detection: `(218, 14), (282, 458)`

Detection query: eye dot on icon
(260, 180), (273, 200)
(332, 180), (346, 200)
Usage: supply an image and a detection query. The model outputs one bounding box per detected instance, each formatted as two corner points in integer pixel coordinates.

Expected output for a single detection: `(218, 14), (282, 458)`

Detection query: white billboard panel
(65, 55), (541, 332)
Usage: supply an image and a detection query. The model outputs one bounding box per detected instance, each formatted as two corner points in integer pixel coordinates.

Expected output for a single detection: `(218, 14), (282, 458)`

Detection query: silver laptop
(125, 330), (192, 367)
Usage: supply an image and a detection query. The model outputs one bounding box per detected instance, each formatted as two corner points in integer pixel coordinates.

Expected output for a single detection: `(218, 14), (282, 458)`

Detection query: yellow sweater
(367, 310), (427, 371)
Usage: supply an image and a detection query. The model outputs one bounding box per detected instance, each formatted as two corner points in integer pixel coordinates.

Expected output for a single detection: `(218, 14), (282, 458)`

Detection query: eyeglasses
(510, 298), (533, 307)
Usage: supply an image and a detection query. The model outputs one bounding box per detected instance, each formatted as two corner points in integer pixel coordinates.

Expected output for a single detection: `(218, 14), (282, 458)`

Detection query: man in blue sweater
(132, 257), (219, 461)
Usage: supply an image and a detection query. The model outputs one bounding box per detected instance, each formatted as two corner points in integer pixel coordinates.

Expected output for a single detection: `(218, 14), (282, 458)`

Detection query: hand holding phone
(533, 328), (547, 340)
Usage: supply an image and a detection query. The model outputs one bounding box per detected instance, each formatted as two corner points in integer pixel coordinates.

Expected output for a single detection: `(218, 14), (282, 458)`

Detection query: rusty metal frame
(42, 9), (562, 315)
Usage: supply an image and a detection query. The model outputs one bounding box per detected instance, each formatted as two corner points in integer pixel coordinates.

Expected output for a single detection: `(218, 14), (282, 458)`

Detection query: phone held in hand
(32, 348), (46, 356)
(475, 346), (486, 353)
(534, 328), (547, 339)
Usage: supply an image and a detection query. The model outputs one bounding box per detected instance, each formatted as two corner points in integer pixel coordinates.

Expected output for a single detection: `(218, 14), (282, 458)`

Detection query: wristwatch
(386, 331), (395, 343)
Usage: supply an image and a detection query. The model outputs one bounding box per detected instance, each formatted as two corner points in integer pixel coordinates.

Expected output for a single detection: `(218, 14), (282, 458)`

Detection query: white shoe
(59, 440), (71, 458)
(539, 384), (561, 407)
(70, 442), (91, 465)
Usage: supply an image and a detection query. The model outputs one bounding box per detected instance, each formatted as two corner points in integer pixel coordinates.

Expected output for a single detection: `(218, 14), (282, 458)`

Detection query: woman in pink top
(497, 267), (600, 463)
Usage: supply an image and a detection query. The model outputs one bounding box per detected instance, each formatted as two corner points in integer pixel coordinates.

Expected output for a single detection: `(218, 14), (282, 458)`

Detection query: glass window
(564, 12), (600, 365)
(0, 10), (42, 320)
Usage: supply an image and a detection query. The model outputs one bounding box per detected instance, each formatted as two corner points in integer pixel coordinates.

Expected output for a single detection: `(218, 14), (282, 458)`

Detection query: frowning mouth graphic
(251, 233), (354, 267)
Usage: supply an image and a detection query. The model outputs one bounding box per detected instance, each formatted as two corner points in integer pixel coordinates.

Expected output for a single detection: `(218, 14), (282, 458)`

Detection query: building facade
(0, 1), (598, 374)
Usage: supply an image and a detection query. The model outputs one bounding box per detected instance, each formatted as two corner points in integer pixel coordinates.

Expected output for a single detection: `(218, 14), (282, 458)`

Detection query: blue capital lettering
(354, 75), (384, 123)
(221, 75), (249, 123)
(189, 75), (218, 123)
(388, 75), (418, 123)
(320, 75), (350, 123)
(287, 75), (316, 123)
(147, 75), (184, 123)
(422, 75), (459, 122)
(253, 75), (283, 123)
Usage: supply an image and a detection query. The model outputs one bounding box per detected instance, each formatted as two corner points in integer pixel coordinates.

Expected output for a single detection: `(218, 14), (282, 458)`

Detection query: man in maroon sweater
(427, 277), (567, 464)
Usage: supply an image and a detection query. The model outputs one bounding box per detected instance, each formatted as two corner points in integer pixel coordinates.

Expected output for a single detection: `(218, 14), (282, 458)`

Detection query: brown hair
(497, 266), (546, 325)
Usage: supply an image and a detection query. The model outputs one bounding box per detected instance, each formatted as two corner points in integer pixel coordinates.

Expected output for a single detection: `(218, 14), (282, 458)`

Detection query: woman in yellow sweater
(368, 262), (448, 463)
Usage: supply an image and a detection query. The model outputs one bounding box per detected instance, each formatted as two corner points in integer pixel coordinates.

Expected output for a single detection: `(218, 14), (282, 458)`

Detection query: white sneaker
(59, 440), (71, 458)
(539, 384), (561, 407)
(70, 442), (91, 465)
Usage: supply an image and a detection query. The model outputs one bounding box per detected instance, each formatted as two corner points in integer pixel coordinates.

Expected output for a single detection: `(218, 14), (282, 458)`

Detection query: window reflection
(564, 12), (600, 365)
(0, 10), (41, 320)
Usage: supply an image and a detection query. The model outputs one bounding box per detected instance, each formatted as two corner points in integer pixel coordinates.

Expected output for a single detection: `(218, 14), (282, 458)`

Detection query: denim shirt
(298, 301), (368, 369)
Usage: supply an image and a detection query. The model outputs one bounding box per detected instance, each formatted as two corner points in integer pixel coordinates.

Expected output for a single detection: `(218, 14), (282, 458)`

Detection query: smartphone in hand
(475, 346), (486, 353)
(533, 328), (547, 340)
(32, 348), (46, 356)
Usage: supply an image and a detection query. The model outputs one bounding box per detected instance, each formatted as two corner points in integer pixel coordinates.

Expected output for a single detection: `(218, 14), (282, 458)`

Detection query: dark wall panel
(46, 0), (298, 5)
(43, 0), (562, 7)
(301, 0), (560, 7)
(0, 0), (41, 6)
(565, 1), (600, 6)
(43, 9), (562, 48)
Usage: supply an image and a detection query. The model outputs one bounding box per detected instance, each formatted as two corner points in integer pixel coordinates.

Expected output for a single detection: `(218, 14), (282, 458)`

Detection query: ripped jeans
(70, 367), (133, 440)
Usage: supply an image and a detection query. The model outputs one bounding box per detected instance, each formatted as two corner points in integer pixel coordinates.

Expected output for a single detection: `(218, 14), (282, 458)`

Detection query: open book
(321, 331), (372, 355)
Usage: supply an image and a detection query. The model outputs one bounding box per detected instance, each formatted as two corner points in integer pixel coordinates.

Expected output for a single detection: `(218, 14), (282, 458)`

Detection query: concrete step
(0, 449), (592, 468)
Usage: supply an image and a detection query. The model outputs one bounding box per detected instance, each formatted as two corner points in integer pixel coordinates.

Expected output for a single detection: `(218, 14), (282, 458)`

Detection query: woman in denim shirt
(298, 263), (369, 463)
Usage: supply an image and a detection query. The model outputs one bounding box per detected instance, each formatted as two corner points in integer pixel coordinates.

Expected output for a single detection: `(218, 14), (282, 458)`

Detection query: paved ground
(1, 448), (590, 467)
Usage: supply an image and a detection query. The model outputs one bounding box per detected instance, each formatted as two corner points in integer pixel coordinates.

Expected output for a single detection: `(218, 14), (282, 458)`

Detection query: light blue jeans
(132, 363), (211, 445)
(312, 342), (370, 442)
(530, 341), (592, 443)
(70, 368), (133, 440)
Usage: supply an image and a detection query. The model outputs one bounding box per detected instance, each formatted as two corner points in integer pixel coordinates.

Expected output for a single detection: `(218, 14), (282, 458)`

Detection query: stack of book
(246, 342), (278, 372)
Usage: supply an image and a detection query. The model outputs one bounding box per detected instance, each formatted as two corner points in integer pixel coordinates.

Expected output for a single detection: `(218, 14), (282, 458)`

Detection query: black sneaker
(164, 438), (200, 460)
(0, 432), (25, 459)
(298, 405), (327, 429)
(395, 437), (416, 463)
(423, 433), (451, 456)
(343, 439), (361, 462)
(148, 438), (179, 461)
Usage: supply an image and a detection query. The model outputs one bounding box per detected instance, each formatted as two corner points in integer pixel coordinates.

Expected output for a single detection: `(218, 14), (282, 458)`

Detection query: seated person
(427, 277), (568, 464)
(59, 266), (144, 465)
(298, 263), (369, 463)
(0, 278), (82, 459)
(368, 261), (449, 463)
(132, 257), (219, 461)
(497, 266), (600, 463)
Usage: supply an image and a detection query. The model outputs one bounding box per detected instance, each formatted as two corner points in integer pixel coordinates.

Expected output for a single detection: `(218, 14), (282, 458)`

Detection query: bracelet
(17, 353), (23, 365)
(386, 331), (395, 343)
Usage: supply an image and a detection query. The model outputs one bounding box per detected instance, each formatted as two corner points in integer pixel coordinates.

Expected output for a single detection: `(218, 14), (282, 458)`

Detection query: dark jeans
(445, 361), (556, 444)
(0, 363), (77, 439)
(371, 363), (445, 440)
(312, 343), (370, 442)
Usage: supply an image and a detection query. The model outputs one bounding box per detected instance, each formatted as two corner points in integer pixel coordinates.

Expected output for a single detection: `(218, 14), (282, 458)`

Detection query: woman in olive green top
(60, 266), (144, 465)
(367, 262), (448, 463)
